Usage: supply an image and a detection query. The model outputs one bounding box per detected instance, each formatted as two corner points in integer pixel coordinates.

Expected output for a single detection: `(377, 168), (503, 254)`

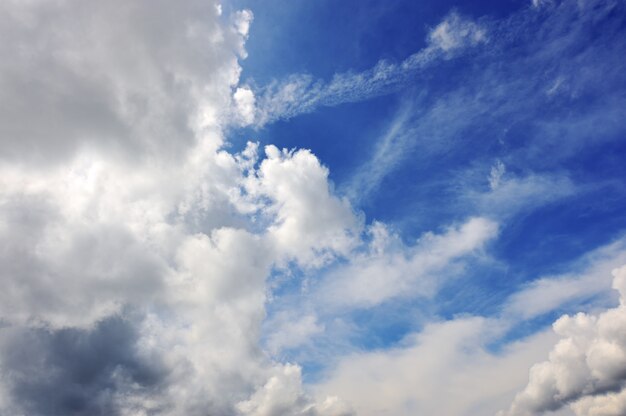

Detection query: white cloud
(317, 217), (498, 308)
(532, 0), (554, 8)
(569, 389), (626, 416)
(266, 314), (325, 355)
(503, 238), (626, 321)
(1, 0), (624, 415)
(236, 364), (353, 416)
(248, 145), (362, 268)
(428, 12), (487, 52)
(0, 1), (357, 414)
(466, 172), (578, 220)
(234, 86), (257, 125)
(251, 13), (486, 126)
(489, 160), (506, 190)
(500, 266), (626, 416)
(234, 9), (254, 38)
(313, 317), (559, 416)
(0, 0), (251, 165)
(344, 103), (414, 202)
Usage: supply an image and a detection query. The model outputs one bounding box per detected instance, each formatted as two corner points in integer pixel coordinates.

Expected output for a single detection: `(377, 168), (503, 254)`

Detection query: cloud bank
(0, 1), (356, 414)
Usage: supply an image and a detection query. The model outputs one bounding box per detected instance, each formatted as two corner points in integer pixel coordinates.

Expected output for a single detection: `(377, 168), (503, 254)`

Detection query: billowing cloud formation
(501, 266), (626, 416)
(0, 1), (356, 414)
(0, 0), (251, 165)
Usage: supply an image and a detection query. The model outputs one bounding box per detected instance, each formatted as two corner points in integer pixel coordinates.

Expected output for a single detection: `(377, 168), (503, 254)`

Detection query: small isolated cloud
(500, 266), (626, 416)
(427, 12), (487, 52)
(489, 160), (506, 190)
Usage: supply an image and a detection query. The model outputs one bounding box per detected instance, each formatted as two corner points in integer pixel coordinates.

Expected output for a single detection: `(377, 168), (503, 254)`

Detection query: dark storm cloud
(0, 315), (167, 416)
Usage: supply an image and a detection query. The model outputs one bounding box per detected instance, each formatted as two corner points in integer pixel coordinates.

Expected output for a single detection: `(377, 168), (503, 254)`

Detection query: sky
(0, 0), (625, 415)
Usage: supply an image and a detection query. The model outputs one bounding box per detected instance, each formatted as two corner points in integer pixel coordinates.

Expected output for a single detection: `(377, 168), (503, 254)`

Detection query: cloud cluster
(501, 266), (626, 416)
(2, 0), (625, 415)
(0, 1), (357, 415)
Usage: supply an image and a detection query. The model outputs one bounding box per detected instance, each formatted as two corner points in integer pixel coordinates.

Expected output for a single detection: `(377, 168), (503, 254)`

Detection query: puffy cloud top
(501, 266), (626, 416)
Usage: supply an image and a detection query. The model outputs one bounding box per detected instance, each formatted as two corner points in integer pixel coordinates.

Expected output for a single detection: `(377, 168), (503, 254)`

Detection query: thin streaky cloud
(249, 12), (487, 127)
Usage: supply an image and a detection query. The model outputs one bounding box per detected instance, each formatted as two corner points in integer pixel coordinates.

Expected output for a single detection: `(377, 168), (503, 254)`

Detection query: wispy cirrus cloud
(241, 12), (488, 127)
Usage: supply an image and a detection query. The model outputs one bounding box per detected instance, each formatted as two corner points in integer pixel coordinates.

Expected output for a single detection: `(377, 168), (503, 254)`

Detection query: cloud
(312, 317), (560, 416)
(265, 314), (325, 355)
(236, 364), (354, 416)
(569, 389), (626, 416)
(500, 266), (626, 416)
(0, 0), (252, 165)
(234, 86), (257, 125)
(343, 102), (415, 202)
(489, 161), (506, 190)
(317, 217), (498, 308)
(503, 238), (626, 321)
(250, 13), (487, 126)
(1, 0), (625, 414)
(247, 145), (362, 268)
(427, 12), (487, 52)
(460, 171), (579, 221)
(0, 1), (358, 414)
(268, 0), (626, 215)
(0, 316), (166, 416)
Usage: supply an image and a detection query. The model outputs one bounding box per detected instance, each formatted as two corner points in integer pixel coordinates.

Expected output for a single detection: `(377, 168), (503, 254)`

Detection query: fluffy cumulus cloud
(0, 1), (355, 414)
(501, 266), (626, 416)
(0, 0), (250, 164)
(249, 145), (361, 268)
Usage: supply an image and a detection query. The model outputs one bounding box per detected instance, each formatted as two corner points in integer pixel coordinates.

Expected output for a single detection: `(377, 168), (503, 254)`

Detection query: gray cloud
(0, 315), (167, 416)
(0, 0), (243, 166)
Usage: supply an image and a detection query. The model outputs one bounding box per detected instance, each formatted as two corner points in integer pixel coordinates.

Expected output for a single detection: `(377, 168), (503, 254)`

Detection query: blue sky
(1, 0), (626, 415)
(234, 0), (626, 362)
